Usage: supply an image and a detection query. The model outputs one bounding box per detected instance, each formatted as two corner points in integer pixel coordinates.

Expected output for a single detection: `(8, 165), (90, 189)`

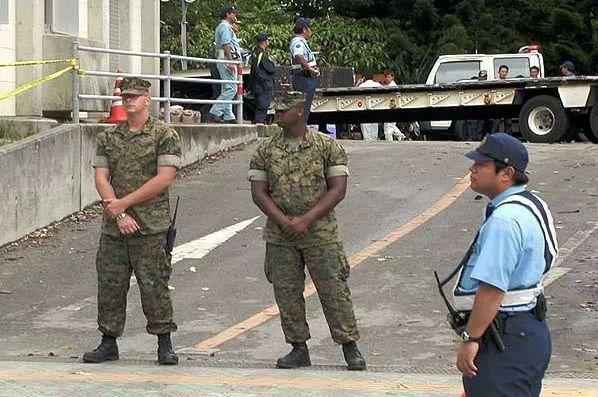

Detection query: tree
(160, 0), (597, 79)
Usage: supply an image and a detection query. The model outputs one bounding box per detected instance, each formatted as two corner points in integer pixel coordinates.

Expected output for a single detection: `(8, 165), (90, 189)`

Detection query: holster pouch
(532, 293), (547, 321)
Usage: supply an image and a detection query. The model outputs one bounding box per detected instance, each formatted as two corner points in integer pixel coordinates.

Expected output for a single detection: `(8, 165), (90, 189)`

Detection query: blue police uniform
(452, 133), (559, 397)
(250, 33), (276, 124)
(210, 19), (240, 122)
(290, 19), (317, 123)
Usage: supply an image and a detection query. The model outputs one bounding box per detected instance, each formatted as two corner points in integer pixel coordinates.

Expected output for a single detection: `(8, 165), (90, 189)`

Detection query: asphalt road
(0, 140), (596, 395)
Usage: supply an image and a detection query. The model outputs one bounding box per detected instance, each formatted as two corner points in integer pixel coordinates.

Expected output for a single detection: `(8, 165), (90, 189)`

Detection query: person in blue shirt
(453, 133), (558, 397)
(208, 6), (241, 123)
(560, 60), (576, 77)
(250, 32), (276, 124)
(290, 18), (319, 123)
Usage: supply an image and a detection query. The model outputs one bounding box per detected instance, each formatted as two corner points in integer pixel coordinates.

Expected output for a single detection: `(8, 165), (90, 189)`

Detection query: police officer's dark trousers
(463, 312), (551, 397)
(292, 72), (316, 123)
(254, 91), (274, 123)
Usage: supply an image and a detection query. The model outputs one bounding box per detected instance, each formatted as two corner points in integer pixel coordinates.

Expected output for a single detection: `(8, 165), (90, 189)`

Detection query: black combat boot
(276, 342), (311, 368)
(157, 333), (178, 365)
(82, 334), (119, 363)
(342, 341), (366, 370)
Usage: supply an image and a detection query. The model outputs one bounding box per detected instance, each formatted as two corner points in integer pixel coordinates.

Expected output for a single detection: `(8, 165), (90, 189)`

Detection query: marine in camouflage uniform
(83, 78), (180, 365)
(248, 91), (366, 370)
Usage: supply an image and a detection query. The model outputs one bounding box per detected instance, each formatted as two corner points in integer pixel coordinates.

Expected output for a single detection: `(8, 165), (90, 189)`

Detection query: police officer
(250, 32), (276, 124)
(248, 92), (366, 371)
(560, 60), (576, 77)
(84, 78), (181, 365)
(452, 133), (558, 396)
(208, 6), (241, 123)
(290, 18), (319, 123)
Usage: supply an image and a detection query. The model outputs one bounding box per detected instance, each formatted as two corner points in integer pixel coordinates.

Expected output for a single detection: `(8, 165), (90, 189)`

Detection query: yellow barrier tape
(0, 58), (76, 68)
(0, 66), (74, 101)
(68, 58), (85, 75)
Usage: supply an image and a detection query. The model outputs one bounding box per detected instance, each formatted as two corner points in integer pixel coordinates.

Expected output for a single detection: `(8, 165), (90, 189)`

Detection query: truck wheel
(589, 106), (598, 143)
(519, 95), (569, 143)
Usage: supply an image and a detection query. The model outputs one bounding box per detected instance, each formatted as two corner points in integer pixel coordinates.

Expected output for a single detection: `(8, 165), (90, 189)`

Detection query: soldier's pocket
(338, 247), (350, 281)
(264, 245), (274, 284)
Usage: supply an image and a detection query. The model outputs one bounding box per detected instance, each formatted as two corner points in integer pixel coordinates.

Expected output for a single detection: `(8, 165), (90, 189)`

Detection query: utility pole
(161, 0), (195, 70)
(180, 0), (189, 70)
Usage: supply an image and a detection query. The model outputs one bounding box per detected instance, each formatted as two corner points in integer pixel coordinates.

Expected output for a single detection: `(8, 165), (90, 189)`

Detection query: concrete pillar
(141, 0), (160, 114)
(128, 0), (142, 74)
(87, 0), (109, 44)
(117, 0), (130, 72)
(0, 0), (16, 116)
(14, 0), (44, 116)
(78, 0), (88, 39)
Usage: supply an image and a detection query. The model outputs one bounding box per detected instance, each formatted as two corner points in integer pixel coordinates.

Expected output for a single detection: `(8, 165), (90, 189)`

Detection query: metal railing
(71, 41), (244, 124)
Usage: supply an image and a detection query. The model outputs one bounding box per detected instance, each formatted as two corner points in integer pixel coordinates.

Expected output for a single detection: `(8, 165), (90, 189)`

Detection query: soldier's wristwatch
(116, 212), (127, 221)
(460, 331), (482, 344)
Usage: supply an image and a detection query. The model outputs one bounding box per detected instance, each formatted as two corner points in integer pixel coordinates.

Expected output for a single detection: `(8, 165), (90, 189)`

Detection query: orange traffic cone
(236, 65), (244, 96)
(102, 69), (127, 124)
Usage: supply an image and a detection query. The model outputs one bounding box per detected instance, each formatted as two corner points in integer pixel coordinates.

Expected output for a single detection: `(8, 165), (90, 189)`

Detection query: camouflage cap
(272, 91), (306, 111)
(121, 78), (151, 96)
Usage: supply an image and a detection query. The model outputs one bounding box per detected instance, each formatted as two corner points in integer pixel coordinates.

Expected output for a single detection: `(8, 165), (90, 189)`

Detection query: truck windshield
(434, 61), (481, 84)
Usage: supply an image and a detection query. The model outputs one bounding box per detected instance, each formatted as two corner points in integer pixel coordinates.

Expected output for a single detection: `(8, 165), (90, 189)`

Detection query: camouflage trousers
(95, 232), (177, 337)
(265, 242), (360, 344)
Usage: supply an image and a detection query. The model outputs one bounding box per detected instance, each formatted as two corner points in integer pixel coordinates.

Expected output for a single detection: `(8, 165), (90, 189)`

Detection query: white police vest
(290, 36), (317, 70)
(452, 190), (558, 311)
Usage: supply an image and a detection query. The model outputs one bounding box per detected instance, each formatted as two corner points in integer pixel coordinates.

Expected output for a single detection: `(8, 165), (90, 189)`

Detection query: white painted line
(171, 216), (260, 264)
(54, 217), (261, 314)
(544, 221), (598, 286)
(543, 267), (571, 286)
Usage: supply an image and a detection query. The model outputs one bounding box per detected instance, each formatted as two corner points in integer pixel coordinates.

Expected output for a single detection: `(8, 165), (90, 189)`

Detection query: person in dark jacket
(250, 32), (276, 124)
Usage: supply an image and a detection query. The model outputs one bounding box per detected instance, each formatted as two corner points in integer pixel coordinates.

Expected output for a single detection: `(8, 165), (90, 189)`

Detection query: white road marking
(544, 221), (598, 286)
(171, 216), (260, 264)
(54, 217), (260, 313)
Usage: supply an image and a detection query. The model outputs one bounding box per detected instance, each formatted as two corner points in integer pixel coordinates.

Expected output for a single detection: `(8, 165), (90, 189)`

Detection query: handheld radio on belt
(434, 270), (506, 352)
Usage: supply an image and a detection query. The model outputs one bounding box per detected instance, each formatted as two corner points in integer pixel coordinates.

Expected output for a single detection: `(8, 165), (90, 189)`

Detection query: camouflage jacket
(93, 117), (182, 237)
(248, 128), (349, 248)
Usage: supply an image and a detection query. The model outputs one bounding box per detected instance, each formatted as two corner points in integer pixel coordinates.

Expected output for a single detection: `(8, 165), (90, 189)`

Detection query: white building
(0, 0), (160, 118)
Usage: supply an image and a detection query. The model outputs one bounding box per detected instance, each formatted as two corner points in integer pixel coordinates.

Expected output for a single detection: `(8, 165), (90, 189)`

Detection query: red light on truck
(518, 44), (541, 53)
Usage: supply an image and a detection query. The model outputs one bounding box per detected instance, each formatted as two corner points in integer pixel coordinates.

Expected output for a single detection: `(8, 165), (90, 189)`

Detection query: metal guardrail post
(236, 65), (243, 124)
(163, 51), (171, 124)
(71, 41), (80, 123)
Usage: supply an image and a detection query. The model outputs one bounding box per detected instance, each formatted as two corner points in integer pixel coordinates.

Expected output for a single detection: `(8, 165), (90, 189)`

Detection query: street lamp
(161, 0), (196, 70)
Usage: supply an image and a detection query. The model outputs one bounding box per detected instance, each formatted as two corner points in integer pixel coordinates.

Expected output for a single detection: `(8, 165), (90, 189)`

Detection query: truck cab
(424, 47), (544, 135)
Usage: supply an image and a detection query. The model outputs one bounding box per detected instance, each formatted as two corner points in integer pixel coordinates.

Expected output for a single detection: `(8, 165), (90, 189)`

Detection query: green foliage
(161, 0), (597, 81)
(0, 118), (18, 146)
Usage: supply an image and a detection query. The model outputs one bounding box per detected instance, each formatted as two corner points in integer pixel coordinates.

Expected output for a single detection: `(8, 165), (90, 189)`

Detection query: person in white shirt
(358, 74), (383, 141)
(382, 70), (405, 142)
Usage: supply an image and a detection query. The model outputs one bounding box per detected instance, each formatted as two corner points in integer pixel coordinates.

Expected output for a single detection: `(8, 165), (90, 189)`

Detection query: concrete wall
(0, 123), (260, 247)
(42, 34), (110, 113)
(0, 125), (81, 245)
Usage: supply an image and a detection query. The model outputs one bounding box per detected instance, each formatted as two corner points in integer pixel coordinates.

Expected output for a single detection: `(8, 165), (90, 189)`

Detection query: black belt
(497, 309), (535, 318)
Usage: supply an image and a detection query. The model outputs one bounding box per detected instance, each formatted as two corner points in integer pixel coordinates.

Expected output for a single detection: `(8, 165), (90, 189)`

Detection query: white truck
(309, 47), (598, 143)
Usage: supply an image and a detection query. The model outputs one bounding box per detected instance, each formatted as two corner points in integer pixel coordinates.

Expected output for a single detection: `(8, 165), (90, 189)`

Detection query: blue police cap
(256, 32), (269, 42)
(219, 6), (237, 19)
(465, 133), (529, 172)
(294, 17), (311, 30)
(560, 60), (575, 71)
